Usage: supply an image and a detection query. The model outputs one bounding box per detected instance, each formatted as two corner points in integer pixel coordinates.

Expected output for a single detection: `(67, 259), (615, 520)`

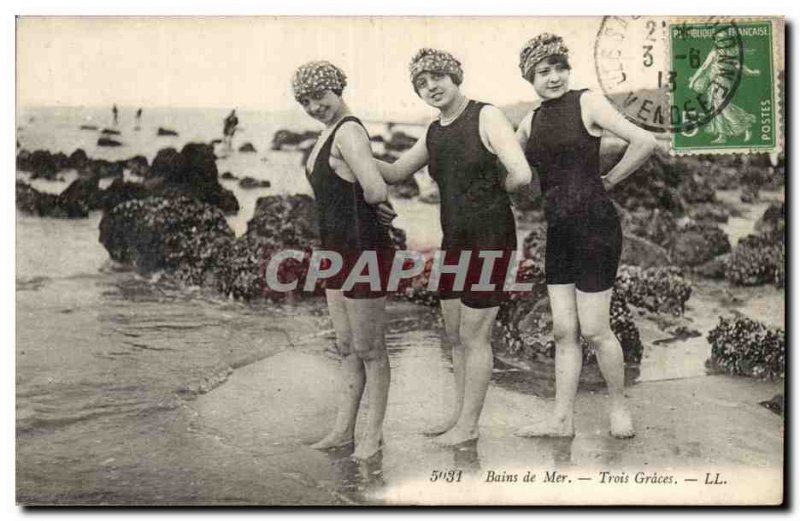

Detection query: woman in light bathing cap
(292, 60), (395, 460)
(375, 48), (532, 446)
(514, 34), (656, 439)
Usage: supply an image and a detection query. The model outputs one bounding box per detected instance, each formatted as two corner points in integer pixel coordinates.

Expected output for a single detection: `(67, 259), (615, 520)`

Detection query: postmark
(594, 16), (782, 155)
(594, 16), (745, 135)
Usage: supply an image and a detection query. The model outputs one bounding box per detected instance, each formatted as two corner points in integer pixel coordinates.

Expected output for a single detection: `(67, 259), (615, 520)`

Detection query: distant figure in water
(135, 107), (143, 129)
(112, 104), (119, 126)
(223, 109), (239, 150)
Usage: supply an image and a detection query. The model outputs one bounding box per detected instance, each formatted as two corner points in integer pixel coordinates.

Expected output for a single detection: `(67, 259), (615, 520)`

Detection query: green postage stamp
(670, 20), (779, 153)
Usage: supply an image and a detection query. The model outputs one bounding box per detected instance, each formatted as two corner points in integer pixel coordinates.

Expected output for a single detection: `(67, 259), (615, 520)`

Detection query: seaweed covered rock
(614, 265), (692, 315)
(149, 144), (239, 214)
(620, 233), (673, 268)
(678, 173), (716, 204)
(16, 149), (63, 180)
(238, 142), (257, 153)
(98, 178), (151, 212)
(687, 203), (730, 223)
(495, 264), (643, 365)
(621, 208), (678, 250)
(610, 150), (685, 215)
(707, 316), (785, 380)
(98, 197), (235, 283)
(59, 176), (102, 211)
(671, 221), (731, 267)
(16, 181), (89, 218)
(754, 202), (785, 240)
(724, 233), (784, 287)
(271, 129), (320, 150)
(239, 176), (271, 189)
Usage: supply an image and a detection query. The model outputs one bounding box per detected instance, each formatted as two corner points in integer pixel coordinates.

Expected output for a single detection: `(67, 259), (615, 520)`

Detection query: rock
(620, 233), (673, 268)
(621, 208), (678, 250)
(17, 149), (59, 180)
(678, 173), (715, 203)
(495, 264), (643, 365)
(724, 233), (783, 287)
(97, 137), (122, 147)
(123, 155), (150, 177)
(98, 196), (235, 282)
(84, 159), (123, 179)
(754, 202), (785, 240)
(707, 316), (784, 380)
(101, 128), (121, 136)
(238, 177), (271, 189)
(759, 394), (784, 416)
(98, 178), (151, 212)
(220, 172), (237, 180)
(271, 129), (320, 150)
(671, 222), (730, 267)
(740, 187), (759, 203)
(16, 181), (89, 218)
(610, 150), (685, 215)
(157, 127), (179, 136)
(694, 254), (728, 279)
(67, 149), (89, 171)
(614, 265), (692, 315)
(150, 147), (181, 179)
(79, 124), (98, 131)
(687, 203), (730, 223)
(238, 142), (257, 153)
(60, 176), (102, 211)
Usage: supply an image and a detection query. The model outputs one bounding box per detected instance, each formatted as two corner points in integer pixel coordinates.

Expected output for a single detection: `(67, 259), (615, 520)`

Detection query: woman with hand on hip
(515, 34), (656, 439)
(376, 49), (532, 446)
(293, 61), (395, 460)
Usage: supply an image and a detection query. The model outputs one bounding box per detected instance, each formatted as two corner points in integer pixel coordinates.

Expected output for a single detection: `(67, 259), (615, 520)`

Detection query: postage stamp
(670, 20), (779, 153)
(15, 15), (786, 507)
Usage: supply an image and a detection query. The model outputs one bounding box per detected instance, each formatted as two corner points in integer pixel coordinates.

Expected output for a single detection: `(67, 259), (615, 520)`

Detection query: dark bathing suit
(426, 100), (517, 309)
(525, 89), (622, 293)
(307, 116), (394, 298)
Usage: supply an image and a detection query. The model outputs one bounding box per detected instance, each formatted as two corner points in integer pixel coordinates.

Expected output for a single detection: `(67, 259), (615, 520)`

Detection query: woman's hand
(374, 201), (397, 226)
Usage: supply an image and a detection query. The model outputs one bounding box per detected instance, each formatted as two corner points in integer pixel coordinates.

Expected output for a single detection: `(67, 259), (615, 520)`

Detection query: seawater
(15, 105), (436, 456)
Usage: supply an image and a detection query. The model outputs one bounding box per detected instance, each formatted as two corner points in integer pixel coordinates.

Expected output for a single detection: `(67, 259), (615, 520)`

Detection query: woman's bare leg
(434, 303), (498, 446)
(347, 296), (391, 460)
(311, 290), (365, 450)
(576, 288), (634, 438)
(422, 298), (465, 436)
(515, 284), (580, 437)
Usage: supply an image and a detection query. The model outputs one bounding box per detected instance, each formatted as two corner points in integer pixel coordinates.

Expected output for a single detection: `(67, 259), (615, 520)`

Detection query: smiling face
(413, 71), (461, 110)
(529, 55), (571, 101)
(297, 89), (343, 125)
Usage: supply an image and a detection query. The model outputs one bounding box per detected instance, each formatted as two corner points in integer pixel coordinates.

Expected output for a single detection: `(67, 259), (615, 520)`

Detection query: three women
(292, 34), (655, 451)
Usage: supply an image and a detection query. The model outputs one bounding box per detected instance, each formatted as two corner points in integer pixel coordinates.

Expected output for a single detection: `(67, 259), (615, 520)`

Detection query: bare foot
(421, 418), (458, 437)
(514, 415), (575, 438)
(432, 426), (478, 447)
(609, 406), (635, 439)
(351, 434), (382, 461)
(310, 431), (354, 451)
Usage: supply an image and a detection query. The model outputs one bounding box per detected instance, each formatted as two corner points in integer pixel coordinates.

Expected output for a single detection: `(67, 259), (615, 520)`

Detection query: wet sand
(18, 299), (783, 505)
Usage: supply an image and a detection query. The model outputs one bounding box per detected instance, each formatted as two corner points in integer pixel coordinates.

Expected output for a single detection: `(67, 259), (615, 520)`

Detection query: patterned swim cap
(409, 48), (464, 85)
(291, 61), (348, 101)
(519, 33), (570, 81)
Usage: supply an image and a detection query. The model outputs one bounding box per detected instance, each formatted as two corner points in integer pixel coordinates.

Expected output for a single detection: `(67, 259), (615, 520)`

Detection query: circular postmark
(594, 16), (745, 134)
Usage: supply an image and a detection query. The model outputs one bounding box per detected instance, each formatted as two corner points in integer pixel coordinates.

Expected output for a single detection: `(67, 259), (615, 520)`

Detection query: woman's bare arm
(582, 91), (657, 190)
(375, 130), (430, 184)
(480, 105), (532, 192)
(335, 121), (388, 204)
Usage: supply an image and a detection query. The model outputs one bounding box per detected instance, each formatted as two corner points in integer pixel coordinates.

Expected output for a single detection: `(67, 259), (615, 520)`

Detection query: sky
(17, 16), (610, 122)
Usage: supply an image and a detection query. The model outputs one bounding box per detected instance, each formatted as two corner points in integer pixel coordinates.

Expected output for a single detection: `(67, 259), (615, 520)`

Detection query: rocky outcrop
(671, 222), (731, 267)
(157, 127), (179, 136)
(707, 316), (784, 380)
(238, 142), (257, 153)
(239, 177), (271, 189)
(271, 129), (320, 150)
(724, 233), (784, 287)
(16, 181), (89, 218)
(98, 196), (235, 281)
(97, 137), (122, 147)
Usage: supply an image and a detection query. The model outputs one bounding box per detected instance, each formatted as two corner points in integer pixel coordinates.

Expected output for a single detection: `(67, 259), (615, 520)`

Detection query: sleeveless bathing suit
(525, 89), (622, 292)
(307, 116), (393, 298)
(426, 100), (517, 308)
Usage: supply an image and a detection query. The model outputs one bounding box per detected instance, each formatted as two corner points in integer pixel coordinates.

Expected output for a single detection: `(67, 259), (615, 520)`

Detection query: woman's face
(413, 72), (460, 110)
(297, 89), (342, 125)
(530, 59), (570, 101)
